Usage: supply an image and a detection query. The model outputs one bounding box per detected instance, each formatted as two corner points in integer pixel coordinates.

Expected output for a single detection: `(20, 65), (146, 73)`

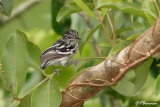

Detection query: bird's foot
(64, 59), (78, 67)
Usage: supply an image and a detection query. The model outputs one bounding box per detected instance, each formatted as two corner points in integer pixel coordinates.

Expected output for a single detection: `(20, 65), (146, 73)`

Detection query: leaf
(111, 77), (139, 96)
(1, 34), (27, 96)
(96, 1), (146, 18)
(114, 11), (124, 30)
(0, 0), (13, 16)
(127, 33), (141, 41)
(144, 12), (157, 26)
(57, 3), (94, 22)
(155, 75), (160, 100)
(108, 40), (132, 58)
(19, 94), (32, 107)
(51, 0), (71, 35)
(79, 25), (100, 54)
(73, 0), (96, 18)
(31, 79), (62, 107)
(116, 22), (144, 35)
(134, 58), (153, 93)
(57, 3), (81, 22)
(18, 69), (42, 98)
(16, 30), (41, 69)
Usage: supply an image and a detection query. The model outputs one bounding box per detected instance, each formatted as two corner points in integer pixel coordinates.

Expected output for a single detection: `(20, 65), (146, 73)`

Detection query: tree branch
(60, 16), (160, 107)
(0, 0), (40, 27)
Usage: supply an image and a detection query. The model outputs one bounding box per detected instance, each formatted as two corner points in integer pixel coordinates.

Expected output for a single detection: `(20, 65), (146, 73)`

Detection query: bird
(40, 30), (81, 75)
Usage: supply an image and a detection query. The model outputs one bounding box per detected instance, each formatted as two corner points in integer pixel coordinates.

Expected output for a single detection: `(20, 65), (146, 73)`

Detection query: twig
(98, 0), (117, 44)
(0, 0), (40, 27)
(21, 72), (56, 98)
(93, 0), (114, 47)
(0, 97), (14, 102)
(9, 100), (19, 107)
(77, 57), (105, 61)
(153, 0), (160, 15)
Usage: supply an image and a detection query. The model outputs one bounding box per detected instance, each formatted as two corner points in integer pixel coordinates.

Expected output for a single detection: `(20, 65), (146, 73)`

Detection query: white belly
(48, 56), (72, 66)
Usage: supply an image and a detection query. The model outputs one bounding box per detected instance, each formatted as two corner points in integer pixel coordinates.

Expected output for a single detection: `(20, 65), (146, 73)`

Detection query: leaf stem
(93, 0), (114, 47)
(153, 0), (160, 15)
(98, 0), (117, 44)
(21, 72), (56, 98)
(77, 57), (106, 61)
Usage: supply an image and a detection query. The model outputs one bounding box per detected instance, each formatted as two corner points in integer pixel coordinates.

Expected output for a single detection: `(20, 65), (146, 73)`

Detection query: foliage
(0, 0), (160, 107)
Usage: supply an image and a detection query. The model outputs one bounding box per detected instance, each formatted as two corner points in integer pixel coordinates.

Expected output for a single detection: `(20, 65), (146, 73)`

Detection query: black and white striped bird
(40, 30), (81, 75)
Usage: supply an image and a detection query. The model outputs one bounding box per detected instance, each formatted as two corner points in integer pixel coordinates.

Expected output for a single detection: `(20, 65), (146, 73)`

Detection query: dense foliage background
(0, 0), (160, 107)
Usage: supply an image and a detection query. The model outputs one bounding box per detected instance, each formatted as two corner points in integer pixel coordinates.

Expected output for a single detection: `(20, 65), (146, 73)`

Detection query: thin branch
(0, 0), (40, 27)
(153, 0), (160, 15)
(21, 72), (56, 98)
(93, 0), (114, 47)
(0, 97), (14, 102)
(77, 57), (106, 61)
(98, 0), (117, 44)
(9, 100), (19, 107)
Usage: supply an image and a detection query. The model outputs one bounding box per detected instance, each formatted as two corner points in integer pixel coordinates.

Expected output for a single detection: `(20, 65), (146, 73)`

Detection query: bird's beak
(76, 36), (81, 40)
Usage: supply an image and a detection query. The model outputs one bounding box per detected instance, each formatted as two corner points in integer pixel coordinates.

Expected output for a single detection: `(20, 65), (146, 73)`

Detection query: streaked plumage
(40, 30), (81, 74)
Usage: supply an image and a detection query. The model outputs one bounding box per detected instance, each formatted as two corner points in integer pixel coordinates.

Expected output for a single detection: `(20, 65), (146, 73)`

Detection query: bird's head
(63, 30), (81, 41)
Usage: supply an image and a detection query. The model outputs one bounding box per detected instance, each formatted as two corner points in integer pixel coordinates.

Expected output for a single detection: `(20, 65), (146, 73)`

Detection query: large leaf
(0, 0), (13, 16)
(51, 0), (71, 35)
(155, 75), (160, 100)
(108, 33), (140, 58)
(79, 25), (100, 54)
(31, 79), (62, 107)
(73, 0), (96, 18)
(142, 0), (157, 25)
(111, 77), (139, 96)
(115, 22), (144, 35)
(96, 1), (146, 18)
(134, 58), (153, 93)
(16, 30), (41, 69)
(19, 94), (32, 107)
(1, 34), (27, 96)
(111, 58), (153, 96)
(57, 3), (94, 22)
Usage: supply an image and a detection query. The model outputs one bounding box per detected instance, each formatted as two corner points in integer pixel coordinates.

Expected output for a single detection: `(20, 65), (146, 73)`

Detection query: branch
(0, 0), (40, 27)
(93, 0), (114, 47)
(60, 16), (160, 107)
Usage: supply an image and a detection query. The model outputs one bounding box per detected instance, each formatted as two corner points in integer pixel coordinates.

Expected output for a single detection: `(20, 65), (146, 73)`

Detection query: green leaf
(134, 58), (153, 93)
(31, 79), (62, 107)
(51, 0), (71, 35)
(96, 1), (146, 18)
(16, 30), (41, 69)
(1, 34), (27, 96)
(155, 75), (160, 100)
(127, 33), (141, 41)
(19, 94), (32, 107)
(116, 22), (144, 35)
(57, 3), (80, 22)
(0, 0), (13, 16)
(111, 77), (139, 96)
(73, 0), (96, 18)
(144, 12), (156, 26)
(108, 40), (132, 58)
(114, 11), (124, 30)
(79, 25), (100, 54)
(57, 3), (94, 22)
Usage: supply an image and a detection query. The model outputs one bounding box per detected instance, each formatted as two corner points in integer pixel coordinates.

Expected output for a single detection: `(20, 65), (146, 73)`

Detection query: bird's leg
(64, 59), (78, 67)
(52, 65), (59, 75)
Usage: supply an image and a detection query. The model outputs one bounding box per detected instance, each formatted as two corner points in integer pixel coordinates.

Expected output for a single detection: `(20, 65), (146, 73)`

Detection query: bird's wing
(40, 39), (77, 63)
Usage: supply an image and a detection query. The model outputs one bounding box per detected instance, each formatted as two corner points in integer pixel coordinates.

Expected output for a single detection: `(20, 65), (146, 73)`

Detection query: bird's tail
(40, 61), (49, 70)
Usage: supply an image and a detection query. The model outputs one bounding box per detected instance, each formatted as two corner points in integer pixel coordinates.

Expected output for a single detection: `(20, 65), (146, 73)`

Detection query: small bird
(40, 30), (81, 75)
